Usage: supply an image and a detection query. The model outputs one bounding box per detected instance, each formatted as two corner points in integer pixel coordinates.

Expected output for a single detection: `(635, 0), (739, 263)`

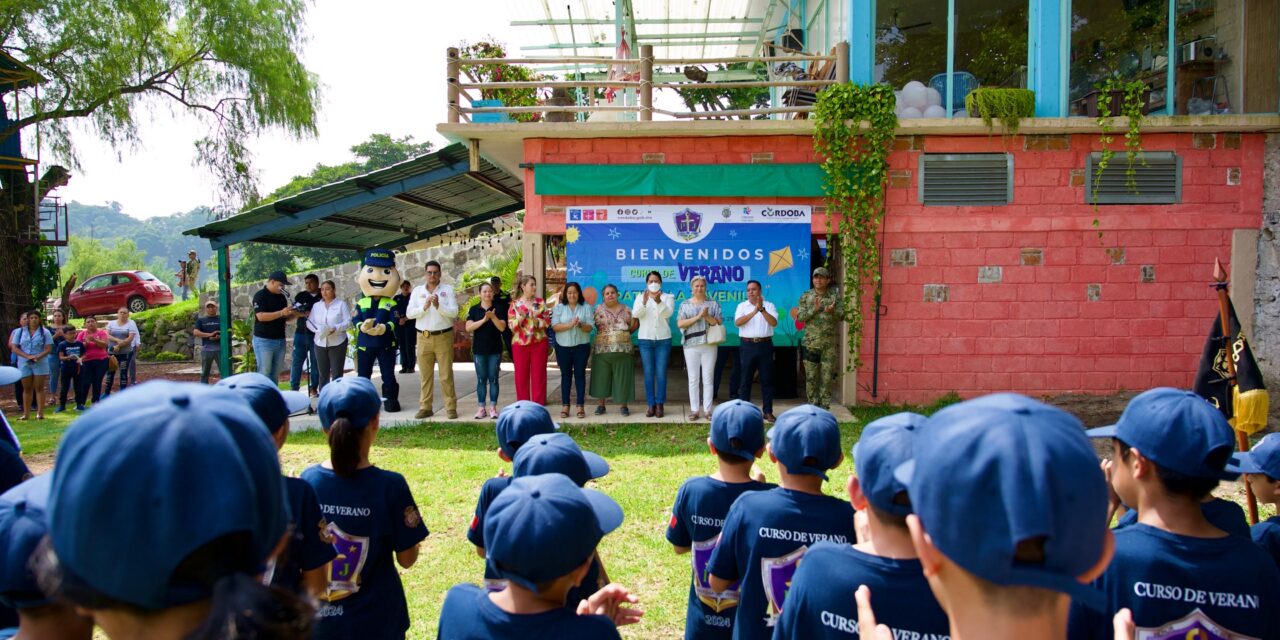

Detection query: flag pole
(1212, 258), (1259, 525)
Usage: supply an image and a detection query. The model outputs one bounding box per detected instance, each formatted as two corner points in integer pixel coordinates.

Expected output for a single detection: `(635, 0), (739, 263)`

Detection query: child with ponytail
(302, 376), (429, 640)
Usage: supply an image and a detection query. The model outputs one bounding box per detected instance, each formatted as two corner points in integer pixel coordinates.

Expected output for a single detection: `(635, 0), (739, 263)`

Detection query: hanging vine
(813, 83), (898, 371)
(1092, 79), (1148, 203)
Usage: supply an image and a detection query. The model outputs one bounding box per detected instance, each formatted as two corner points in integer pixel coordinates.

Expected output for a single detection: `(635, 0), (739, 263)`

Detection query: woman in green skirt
(590, 284), (638, 416)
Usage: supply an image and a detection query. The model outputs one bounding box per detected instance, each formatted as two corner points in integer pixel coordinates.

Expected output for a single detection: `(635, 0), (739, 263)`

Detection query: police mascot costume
(354, 248), (402, 412)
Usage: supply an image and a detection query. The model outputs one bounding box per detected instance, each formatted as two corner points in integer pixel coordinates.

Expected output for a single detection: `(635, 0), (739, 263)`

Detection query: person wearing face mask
(632, 271), (674, 418)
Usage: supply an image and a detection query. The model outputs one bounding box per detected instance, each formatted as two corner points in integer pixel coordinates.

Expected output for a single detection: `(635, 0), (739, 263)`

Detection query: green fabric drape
(533, 164), (825, 197)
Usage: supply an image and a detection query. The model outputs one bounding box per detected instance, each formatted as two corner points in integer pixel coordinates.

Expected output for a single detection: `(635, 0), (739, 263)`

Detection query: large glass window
(1070, 0), (1277, 115)
(876, 1), (1027, 119)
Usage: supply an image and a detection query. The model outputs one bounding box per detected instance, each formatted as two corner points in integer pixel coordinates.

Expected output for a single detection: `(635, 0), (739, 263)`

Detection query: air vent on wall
(1085, 151), (1182, 204)
(919, 153), (1013, 206)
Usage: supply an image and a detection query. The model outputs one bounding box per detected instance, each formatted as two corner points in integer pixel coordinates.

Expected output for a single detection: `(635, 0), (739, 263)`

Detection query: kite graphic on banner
(564, 204), (812, 346)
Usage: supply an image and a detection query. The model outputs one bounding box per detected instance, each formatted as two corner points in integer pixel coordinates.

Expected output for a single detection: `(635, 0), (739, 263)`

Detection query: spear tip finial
(1213, 257), (1226, 283)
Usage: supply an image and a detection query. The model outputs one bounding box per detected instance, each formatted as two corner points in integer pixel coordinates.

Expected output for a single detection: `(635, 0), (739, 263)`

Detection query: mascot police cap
(363, 248), (396, 268)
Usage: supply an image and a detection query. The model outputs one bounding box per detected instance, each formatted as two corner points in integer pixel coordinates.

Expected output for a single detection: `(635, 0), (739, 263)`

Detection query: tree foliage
(235, 133), (435, 283)
(0, 0), (321, 328)
(458, 40), (546, 123)
(63, 237), (148, 284)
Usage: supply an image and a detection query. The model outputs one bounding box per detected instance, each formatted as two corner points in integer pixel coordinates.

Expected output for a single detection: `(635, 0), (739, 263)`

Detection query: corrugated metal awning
(184, 142), (524, 251)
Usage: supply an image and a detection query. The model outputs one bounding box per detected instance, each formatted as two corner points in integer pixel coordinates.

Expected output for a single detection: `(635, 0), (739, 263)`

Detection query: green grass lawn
(11, 393), (1277, 638)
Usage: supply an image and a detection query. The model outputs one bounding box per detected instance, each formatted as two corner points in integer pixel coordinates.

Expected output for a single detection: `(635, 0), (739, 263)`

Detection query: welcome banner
(564, 204), (812, 346)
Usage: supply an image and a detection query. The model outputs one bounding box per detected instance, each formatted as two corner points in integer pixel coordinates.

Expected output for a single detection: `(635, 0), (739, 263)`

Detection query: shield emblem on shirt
(761, 546), (808, 626)
(1136, 608), (1259, 640)
(323, 522), (370, 602)
(692, 536), (740, 613)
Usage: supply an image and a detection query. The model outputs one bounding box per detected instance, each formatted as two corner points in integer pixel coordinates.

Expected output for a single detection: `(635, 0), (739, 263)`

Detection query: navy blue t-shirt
(1068, 523), (1280, 640)
(1252, 516), (1280, 571)
(665, 476), (774, 640)
(437, 583), (621, 640)
(301, 464), (429, 640)
(706, 487), (855, 640)
(268, 477), (339, 595)
(772, 542), (949, 640)
(468, 475), (607, 604)
(56, 340), (83, 370)
(1114, 498), (1249, 538)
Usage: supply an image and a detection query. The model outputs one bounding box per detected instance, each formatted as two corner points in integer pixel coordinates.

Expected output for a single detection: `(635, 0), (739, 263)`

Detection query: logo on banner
(674, 208), (704, 241)
(721, 207), (732, 219)
(760, 207), (807, 219)
(583, 210), (595, 221)
(569, 209), (582, 220)
(596, 208), (608, 221)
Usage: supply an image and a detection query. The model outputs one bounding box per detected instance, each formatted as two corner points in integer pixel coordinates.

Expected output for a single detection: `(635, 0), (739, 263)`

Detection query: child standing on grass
(437, 473), (642, 639)
(54, 326), (83, 412)
(302, 376), (429, 640)
(706, 404), (854, 640)
(1235, 433), (1280, 569)
(467, 401), (560, 561)
(1070, 388), (1280, 639)
(773, 412), (948, 640)
(665, 399), (773, 640)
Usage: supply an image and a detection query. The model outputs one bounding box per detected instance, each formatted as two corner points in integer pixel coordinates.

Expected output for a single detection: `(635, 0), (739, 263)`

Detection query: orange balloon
(583, 286), (599, 306)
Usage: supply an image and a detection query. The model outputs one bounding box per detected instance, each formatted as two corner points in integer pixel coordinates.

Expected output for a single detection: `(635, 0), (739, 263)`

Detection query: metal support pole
(640, 44), (653, 121)
(848, 0), (874, 84)
(835, 41), (849, 84)
(218, 245), (232, 377)
(447, 47), (461, 124)
(945, 0), (955, 118)
(1166, 0), (1176, 116)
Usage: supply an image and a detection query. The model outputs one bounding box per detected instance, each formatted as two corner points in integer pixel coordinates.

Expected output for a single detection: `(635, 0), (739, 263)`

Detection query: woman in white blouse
(632, 270), (674, 418)
(676, 275), (723, 420)
(306, 280), (353, 392)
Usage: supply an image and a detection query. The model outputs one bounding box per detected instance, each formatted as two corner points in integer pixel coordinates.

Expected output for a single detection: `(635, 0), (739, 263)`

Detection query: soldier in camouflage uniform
(795, 266), (842, 408)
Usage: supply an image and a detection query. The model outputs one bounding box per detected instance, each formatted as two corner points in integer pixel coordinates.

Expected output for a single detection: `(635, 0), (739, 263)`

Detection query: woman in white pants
(307, 280), (353, 392)
(676, 275), (723, 420)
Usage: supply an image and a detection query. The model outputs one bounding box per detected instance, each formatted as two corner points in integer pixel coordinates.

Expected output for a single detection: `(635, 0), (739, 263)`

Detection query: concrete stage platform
(288, 361), (853, 430)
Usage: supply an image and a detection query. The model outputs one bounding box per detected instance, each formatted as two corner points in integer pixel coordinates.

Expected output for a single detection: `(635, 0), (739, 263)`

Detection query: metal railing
(447, 42), (849, 123)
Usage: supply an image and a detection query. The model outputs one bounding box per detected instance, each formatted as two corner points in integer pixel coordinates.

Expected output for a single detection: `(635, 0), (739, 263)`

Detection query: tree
(63, 237), (148, 284)
(0, 0), (320, 334)
(236, 133), (435, 279)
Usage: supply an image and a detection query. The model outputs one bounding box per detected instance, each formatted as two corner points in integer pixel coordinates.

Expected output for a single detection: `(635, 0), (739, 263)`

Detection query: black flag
(1192, 299), (1268, 433)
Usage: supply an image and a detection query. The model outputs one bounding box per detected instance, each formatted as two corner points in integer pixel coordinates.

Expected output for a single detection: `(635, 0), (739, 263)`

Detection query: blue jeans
(253, 337), (286, 382)
(473, 353), (501, 405)
(637, 338), (671, 406)
(289, 331), (316, 391)
(555, 343), (590, 406)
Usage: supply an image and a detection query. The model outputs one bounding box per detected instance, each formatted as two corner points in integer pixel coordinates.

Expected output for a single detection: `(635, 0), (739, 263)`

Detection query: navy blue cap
(1086, 387), (1238, 481)
(318, 376), (381, 431)
(363, 248), (396, 268)
(853, 412), (926, 517)
(513, 433), (609, 487)
(47, 381), (288, 611)
(1230, 433), (1280, 478)
(0, 367), (18, 386)
(895, 393), (1108, 611)
(767, 404), (842, 479)
(710, 400), (766, 462)
(267, 270), (291, 285)
(216, 372), (310, 432)
(483, 473), (623, 593)
(495, 401), (559, 459)
(0, 474), (52, 609)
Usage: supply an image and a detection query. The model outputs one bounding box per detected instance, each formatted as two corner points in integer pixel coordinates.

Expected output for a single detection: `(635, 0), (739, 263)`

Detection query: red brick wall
(523, 132), (1263, 403)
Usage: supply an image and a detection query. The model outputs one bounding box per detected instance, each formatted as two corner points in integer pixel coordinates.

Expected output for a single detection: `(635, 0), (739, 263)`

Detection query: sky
(53, 0), (537, 218)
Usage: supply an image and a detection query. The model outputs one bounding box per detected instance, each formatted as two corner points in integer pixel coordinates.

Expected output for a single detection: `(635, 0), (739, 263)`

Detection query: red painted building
(452, 119), (1271, 404)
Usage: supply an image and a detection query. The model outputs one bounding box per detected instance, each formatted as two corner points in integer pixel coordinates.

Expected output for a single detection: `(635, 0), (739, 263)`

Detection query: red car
(66, 271), (174, 317)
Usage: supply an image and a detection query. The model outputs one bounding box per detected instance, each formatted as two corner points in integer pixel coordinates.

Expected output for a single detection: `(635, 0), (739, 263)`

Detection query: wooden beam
(326, 215), (405, 234)
(466, 171), (523, 202)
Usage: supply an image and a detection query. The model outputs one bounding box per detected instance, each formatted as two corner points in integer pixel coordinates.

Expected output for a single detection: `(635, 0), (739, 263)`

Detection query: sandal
(577, 406), (586, 419)
(594, 405), (606, 415)
(689, 410), (701, 421)
(561, 406), (571, 419)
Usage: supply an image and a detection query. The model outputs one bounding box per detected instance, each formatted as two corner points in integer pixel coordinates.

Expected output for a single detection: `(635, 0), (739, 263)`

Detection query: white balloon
(902, 82), (928, 109)
(955, 109), (968, 118)
(926, 87), (943, 107)
(900, 106), (923, 119)
(923, 105), (947, 118)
